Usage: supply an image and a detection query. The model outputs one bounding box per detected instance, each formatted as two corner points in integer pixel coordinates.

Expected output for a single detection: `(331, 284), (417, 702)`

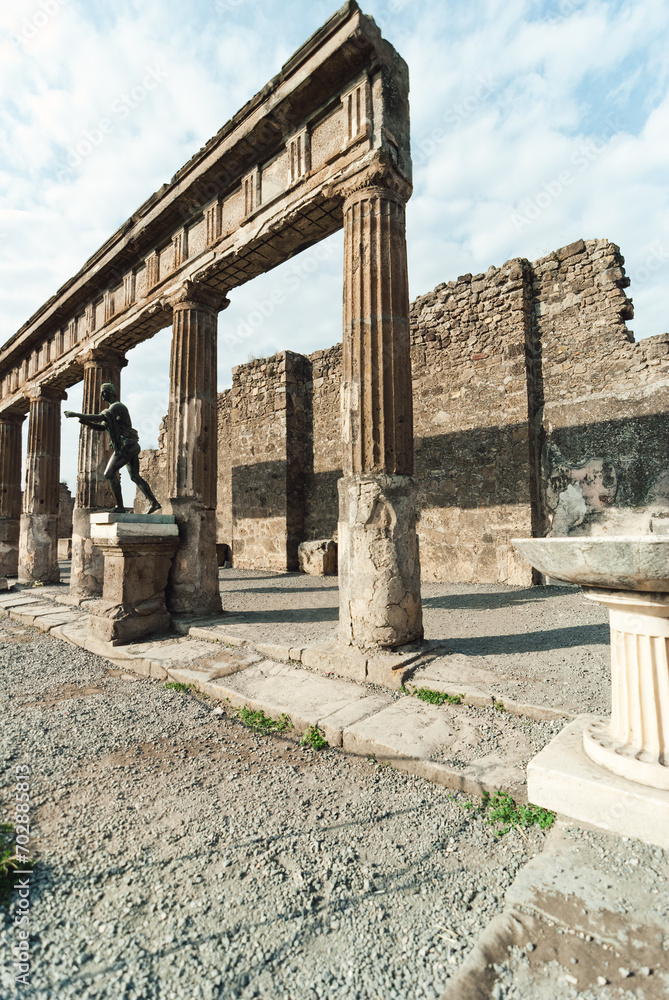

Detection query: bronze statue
(65, 383), (161, 514)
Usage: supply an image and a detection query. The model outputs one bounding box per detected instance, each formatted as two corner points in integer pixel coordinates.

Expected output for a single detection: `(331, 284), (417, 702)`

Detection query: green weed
(460, 789), (555, 837)
(413, 687), (464, 706)
(164, 681), (196, 694)
(301, 725), (328, 750)
(0, 824), (32, 906)
(236, 707), (291, 733)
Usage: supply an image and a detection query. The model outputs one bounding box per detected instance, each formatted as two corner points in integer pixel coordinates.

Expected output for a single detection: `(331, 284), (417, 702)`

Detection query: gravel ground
(0, 614), (551, 1000)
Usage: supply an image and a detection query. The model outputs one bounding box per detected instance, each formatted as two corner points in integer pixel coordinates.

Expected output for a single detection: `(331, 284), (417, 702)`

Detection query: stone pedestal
(0, 412), (24, 577)
(89, 513), (178, 645)
(338, 475), (422, 648)
(166, 282), (227, 615)
(582, 587), (669, 790)
(19, 387), (64, 585)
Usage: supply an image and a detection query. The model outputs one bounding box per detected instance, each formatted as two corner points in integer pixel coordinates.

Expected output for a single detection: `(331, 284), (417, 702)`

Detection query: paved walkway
(0, 566), (609, 803)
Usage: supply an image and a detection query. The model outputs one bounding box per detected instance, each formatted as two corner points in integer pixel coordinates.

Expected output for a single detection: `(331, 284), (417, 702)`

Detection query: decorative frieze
(205, 202), (222, 245)
(145, 251), (159, 289)
(172, 230), (187, 270)
(123, 273), (136, 308)
(288, 128), (310, 185)
(104, 291), (114, 324)
(243, 167), (261, 217)
(342, 78), (371, 145)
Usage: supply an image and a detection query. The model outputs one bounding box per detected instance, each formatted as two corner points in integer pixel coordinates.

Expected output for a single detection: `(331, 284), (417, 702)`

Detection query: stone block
(298, 539), (337, 576)
(0, 518), (19, 577)
(18, 513), (59, 584)
(342, 698), (529, 799)
(166, 501), (221, 616)
(70, 508), (104, 597)
(528, 716), (669, 850)
(0, 577), (9, 591)
(89, 515), (178, 645)
(57, 538), (72, 560)
(300, 640), (367, 683)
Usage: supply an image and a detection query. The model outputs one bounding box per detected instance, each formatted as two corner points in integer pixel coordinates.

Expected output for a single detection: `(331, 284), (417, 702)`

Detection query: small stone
(564, 974), (578, 985)
(618, 967), (632, 978)
(640, 966), (652, 976)
(597, 976), (608, 986)
(525, 942), (536, 952)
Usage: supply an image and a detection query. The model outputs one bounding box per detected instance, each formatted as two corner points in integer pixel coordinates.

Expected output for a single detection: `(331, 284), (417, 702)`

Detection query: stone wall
(409, 257), (535, 584)
(143, 236), (669, 583)
(227, 351), (310, 571)
(57, 483), (74, 538)
(135, 417), (167, 514)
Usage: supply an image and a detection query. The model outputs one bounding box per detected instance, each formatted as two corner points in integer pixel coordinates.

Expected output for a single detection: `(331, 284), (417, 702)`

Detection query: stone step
(2, 593), (540, 800)
(440, 822), (669, 1000)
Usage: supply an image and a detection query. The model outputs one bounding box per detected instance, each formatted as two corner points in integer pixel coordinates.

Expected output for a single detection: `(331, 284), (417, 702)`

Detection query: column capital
(80, 347), (128, 371)
(0, 409), (26, 425)
(168, 280), (230, 313)
(331, 153), (412, 209)
(28, 385), (67, 403)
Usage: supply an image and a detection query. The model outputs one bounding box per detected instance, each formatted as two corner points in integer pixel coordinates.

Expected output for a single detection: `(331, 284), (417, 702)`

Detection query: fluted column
(166, 281), (229, 614)
(0, 411), (26, 576)
(18, 386), (65, 584)
(337, 170), (422, 649)
(71, 348), (127, 596)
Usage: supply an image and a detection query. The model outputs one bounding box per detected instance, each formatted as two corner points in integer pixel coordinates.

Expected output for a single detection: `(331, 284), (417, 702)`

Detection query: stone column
(166, 281), (229, 614)
(337, 172), (423, 648)
(19, 386), (65, 584)
(0, 411), (26, 576)
(71, 349), (127, 596)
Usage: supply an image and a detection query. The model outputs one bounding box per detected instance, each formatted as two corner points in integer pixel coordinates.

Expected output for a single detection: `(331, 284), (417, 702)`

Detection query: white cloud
(1, 0), (668, 490)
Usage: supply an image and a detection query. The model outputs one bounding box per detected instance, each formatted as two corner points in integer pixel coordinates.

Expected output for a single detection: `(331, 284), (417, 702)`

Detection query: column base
(528, 716), (669, 851)
(0, 517), (19, 577)
(18, 513), (59, 584)
(166, 500), (222, 615)
(337, 475), (423, 649)
(70, 508), (105, 597)
(583, 716), (669, 790)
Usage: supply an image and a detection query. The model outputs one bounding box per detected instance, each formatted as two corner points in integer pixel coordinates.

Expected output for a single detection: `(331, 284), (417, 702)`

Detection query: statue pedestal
(89, 513), (178, 645)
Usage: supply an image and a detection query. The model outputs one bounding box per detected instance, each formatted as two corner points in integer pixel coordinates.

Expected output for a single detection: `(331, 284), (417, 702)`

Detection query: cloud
(1, 0), (668, 490)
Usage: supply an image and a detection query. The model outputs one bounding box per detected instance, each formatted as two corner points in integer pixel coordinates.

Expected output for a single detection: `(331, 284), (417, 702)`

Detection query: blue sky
(1, 0), (668, 490)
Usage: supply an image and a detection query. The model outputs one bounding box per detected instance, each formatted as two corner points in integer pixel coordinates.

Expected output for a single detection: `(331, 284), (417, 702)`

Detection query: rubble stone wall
(142, 237), (669, 583)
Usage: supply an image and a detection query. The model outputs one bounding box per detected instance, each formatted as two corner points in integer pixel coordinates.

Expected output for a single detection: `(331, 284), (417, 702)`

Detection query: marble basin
(512, 536), (669, 592)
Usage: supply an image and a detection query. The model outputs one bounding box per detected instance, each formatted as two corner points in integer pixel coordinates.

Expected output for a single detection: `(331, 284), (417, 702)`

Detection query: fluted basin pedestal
(513, 536), (669, 849)
(582, 587), (669, 790)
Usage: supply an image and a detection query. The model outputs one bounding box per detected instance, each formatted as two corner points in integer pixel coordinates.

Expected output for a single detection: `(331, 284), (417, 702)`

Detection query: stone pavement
(0, 573), (579, 803)
(441, 821), (669, 999)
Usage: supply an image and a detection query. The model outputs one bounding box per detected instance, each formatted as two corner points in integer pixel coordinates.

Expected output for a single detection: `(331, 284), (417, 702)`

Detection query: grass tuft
(236, 707), (291, 733)
(460, 790), (555, 837)
(413, 687), (465, 706)
(164, 681), (196, 694)
(1, 824), (33, 907)
(300, 725), (328, 750)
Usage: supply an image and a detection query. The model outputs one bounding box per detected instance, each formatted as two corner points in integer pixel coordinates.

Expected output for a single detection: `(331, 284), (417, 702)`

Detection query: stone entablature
(0, 1), (410, 420)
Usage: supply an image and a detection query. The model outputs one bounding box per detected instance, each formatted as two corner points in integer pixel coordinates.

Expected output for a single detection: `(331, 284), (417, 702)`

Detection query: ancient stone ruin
(0, 1), (421, 649)
(139, 236), (669, 586)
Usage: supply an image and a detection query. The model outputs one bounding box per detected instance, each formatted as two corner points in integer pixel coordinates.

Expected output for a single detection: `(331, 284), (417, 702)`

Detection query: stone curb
(0, 591), (572, 801)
